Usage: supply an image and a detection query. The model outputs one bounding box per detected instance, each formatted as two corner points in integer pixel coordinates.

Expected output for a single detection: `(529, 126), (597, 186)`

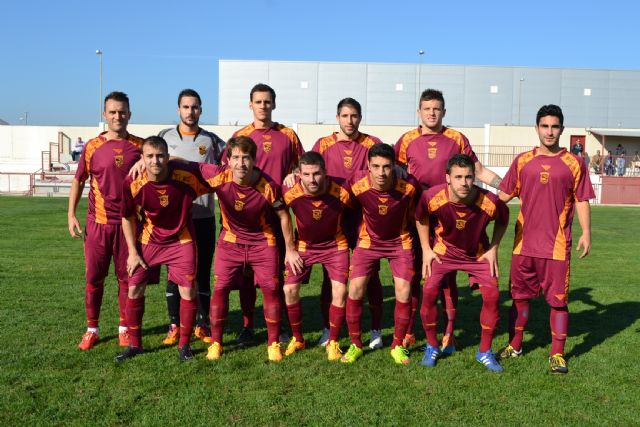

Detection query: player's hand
(478, 247), (499, 277)
(422, 249), (441, 278)
(283, 173), (297, 188)
(128, 158), (146, 179)
(576, 234), (591, 258)
(285, 249), (304, 276)
(68, 215), (83, 238)
(126, 252), (147, 277)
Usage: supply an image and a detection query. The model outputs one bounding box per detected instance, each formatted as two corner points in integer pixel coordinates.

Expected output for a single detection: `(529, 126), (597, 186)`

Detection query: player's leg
(440, 272), (459, 354)
(387, 252), (414, 365)
(236, 269), (256, 344)
(402, 250), (423, 349)
(475, 283), (502, 372)
(366, 265), (384, 350)
(193, 216), (215, 343)
(112, 224), (131, 346)
(283, 281), (305, 356)
(115, 280), (148, 361)
(540, 258), (570, 374)
(177, 285), (197, 361)
(163, 280), (181, 345)
(324, 249), (349, 360)
(318, 266), (332, 345)
(341, 275), (368, 364)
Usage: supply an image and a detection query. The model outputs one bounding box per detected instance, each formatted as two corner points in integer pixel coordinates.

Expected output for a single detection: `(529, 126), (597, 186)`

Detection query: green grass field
(0, 197), (638, 426)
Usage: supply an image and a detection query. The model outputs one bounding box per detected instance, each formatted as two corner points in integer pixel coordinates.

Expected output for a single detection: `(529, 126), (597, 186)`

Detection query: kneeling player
(117, 136), (210, 361)
(341, 144), (421, 365)
(415, 154), (508, 372)
(282, 152), (353, 360)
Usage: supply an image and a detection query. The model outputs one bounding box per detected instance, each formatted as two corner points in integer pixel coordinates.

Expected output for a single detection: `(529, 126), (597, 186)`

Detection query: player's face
(178, 96), (202, 127)
(142, 144), (168, 180)
(337, 105), (361, 138)
(229, 147), (254, 181)
(103, 100), (131, 134)
(446, 165), (475, 200)
(368, 155), (394, 189)
(299, 163), (326, 195)
(535, 115), (564, 150)
(250, 91), (275, 122)
(418, 99), (445, 131)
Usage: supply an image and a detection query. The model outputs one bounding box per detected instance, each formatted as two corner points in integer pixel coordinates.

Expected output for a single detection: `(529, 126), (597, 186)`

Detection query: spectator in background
(632, 151), (640, 173)
(581, 151), (590, 172)
(571, 139), (583, 155)
(72, 137), (85, 162)
(591, 150), (603, 174)
(616, 153), (626, 176)
(614, 144), (626, 156)
(604, 152), (615, 176)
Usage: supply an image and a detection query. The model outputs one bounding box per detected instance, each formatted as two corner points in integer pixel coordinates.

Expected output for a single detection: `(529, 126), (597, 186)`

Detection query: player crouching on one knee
(415, 154), (509, 372)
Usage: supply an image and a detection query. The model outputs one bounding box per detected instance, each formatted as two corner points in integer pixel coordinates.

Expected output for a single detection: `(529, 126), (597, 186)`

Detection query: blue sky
(1, 0), (638, 126)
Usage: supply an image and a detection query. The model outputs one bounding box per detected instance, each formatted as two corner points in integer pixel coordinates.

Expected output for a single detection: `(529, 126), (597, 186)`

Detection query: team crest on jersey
(199, 144), (206, 156)
(159, 194), (169, 207)
(378, 205), (388, 215)
(456, 219), (467, 230)
(312, 209), (323, 220)
(428, 148), (437, 159)
(540, 171), (550, 184)
(263, 141), (272, 153)
(114, 155), (124, 167)
(343, 156), (353, 168)
(234, 199), (245, 211)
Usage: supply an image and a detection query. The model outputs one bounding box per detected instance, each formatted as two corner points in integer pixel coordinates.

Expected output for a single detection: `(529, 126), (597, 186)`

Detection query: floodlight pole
(518, 77), (524, 125)
(418, 50), (425, 124)
(96, 49), (103, 127)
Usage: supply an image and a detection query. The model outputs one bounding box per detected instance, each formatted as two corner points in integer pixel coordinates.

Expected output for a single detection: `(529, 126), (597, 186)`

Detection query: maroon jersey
(75, 132), (142, 224)
(283, 176), (354, 251)
(500, 148), (594, 261)
(416, 183), (509, 262)
(394, 126), (478, 188)
(224, 123), (303, 185)
(349, 170), (420, 250)
(312, 132), (381, 180)
(200, 164), (284, 247)
(121, 161), (210, 245)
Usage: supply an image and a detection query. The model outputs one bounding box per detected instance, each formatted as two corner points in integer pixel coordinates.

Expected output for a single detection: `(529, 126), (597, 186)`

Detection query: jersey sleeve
(574, 157), (596, 201)
(414, 189), (431, 222)
(499, 158), (520, 197)
(460, 134), (479, 163)
(199, 163), (228, 189)
(121, 177), (136, 218)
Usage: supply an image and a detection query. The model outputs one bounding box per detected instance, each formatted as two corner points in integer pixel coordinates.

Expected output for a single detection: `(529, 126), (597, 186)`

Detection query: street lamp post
(19, 112), (28, 125)
(96, 49), (103, 128)
(417, 49), (425, 124)
(517, 77), (525, 125)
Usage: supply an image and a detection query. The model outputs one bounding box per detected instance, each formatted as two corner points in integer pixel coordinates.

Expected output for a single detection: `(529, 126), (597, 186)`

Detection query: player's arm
(475, 160), (502, 190)
(415, 216), (441, 278)
(575, 200), (591, 258)
(276, 208), (303, 275)
(121, 214), (147, 276)
(67, 178), (85, 238)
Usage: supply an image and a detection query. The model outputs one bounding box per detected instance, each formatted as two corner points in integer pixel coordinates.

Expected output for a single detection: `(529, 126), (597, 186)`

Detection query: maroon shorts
(84, 221), (128, 284)
(129, 241), (196, 288)
(350, 246), (414, 282)
(285, 248), (349, 285)
(214, 240), (279, 291)
(510, 254), (570, 307)
(425, 256), (498, 289)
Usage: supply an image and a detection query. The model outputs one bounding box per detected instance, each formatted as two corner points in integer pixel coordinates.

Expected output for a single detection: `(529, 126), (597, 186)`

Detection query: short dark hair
(368, 143), (395, 163)
(250, 83), (276, 103)
(104, 91), (130, 110)
(419, 89), (445, 109)
(337, 97), (362, 116)
(226, 136), (257, 160)
(536, 104), (564, 126)
(142, 136), (168, 153)
(446, 154), (475, 175)
(299, 151), (326, 170)
(178, 88), (202, 106)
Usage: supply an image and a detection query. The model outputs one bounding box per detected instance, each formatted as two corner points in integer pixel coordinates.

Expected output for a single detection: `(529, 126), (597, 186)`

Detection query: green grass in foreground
(0, 197), (638, 426)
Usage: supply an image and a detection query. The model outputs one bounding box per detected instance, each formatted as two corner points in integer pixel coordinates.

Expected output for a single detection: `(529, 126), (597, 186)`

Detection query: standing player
(498, 105), (594, 374)
(229, 83), (304, 344)
(281, 152), (353, 360)
(68, 91), (142, 350)
(416, 154), (508, 372)
(157, 89), (225, 346)
(341, 144), (420, 365)
(117, 136), (210, 361)
(394, 88), (503, 351)
(310, 97), (385, 349)
(203, 136), (302, 362)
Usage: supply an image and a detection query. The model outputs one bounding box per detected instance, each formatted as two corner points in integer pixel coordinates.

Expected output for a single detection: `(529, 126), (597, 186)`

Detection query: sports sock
(367, 273), (384, 331)
(239, 275), (256, 329)
(125, 297), (145, 348)
(345, 297), (364, 348)
(329, 303), (346, 342)
(391, 300), (411, 348)
(286, 302), (304, 343)
(165, 280), (180, 326)
(508, 299), (530, 351)
(478, 286), (500, 352)
(405, 276), (421, 337)
(179, 297), (197, 347)
(210, 288), (231, 344)
(85, 282), (104, 328)
(261, 287), (282, 345)
(550, 306), (569, 355)
(320, 269), (332, 330)
(442, 274), (458, 337)
(117, 280), (128, 327)
(420, 286), (440, 347)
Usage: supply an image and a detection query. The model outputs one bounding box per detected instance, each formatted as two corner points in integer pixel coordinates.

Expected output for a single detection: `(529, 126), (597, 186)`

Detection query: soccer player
(281, 151), (353, 361)
(157, 89), (226, 346)
(116, 136), (210, 361)
(228, 83), (304, 345)
(310, 97), (385, 349)
(416, 154), (509, 372)
(68, 91), (142, 350)
(203, 136), (302, 362)
(394, 88), (503, 352)
(340, 144), (420, 365)
(498, 105), (594, 374)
